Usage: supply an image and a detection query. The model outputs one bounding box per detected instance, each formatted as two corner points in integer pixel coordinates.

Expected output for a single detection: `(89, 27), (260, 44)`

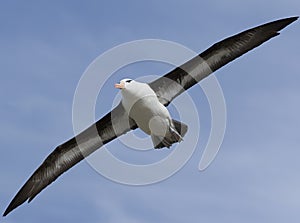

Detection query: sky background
(0, 1), (299, 222)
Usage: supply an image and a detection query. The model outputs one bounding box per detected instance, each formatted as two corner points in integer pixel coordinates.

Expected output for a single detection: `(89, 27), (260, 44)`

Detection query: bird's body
(117, 79), (186, 148)
(3, 16), (298, 216)
(121, 80), (167, 135)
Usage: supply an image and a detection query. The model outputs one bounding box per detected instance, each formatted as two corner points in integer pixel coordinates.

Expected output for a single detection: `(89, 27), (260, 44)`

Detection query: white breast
(121, 82), (171, 135)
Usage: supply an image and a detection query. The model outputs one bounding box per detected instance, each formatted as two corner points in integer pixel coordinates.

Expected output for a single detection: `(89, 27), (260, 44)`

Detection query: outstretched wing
(3, 103), (137, 216)
(4, 16), (298, 217)
(149, 17), (298, 105)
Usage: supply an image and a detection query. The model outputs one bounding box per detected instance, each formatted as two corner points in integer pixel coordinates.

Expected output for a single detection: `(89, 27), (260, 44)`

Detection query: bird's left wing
(149, 17), (298, 106)
(3, 103), (137, 216)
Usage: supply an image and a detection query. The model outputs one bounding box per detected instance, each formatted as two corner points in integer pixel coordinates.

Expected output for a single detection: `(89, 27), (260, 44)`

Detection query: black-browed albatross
(115, 78), (188, 148)
(3, 16), (298, 216)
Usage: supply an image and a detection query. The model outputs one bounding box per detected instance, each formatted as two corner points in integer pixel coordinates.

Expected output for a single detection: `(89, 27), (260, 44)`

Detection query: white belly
(121, 82), (172, 136)
(122, 95), (171, 136)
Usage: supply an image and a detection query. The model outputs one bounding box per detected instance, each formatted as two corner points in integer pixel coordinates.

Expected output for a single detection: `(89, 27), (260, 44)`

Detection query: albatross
(3, 16), (298, 216)
(115, 78), (187, 148)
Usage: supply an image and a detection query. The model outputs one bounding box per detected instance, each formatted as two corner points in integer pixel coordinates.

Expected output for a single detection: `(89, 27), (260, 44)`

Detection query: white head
(114, 78), (134, 90)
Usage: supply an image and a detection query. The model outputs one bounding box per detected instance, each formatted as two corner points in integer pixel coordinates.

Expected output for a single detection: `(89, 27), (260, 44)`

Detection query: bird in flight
(3, 16), (298, 216)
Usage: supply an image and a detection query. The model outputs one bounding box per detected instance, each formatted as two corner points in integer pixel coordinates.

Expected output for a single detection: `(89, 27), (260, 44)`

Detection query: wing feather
(3, 103), (137, 216)
(149, 17), (298, 105)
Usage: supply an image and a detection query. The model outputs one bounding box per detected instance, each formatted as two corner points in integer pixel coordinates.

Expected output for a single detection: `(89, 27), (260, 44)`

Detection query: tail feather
(152, 119), (188, 149)
(172, 119), (188, 137)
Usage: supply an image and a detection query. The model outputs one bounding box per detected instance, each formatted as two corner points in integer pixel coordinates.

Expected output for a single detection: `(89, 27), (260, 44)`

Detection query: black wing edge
(150, 16), (298, 106)
(3, 142), (78, 216)
(3, 103), (137, 217)
(200, 16), (299, 72)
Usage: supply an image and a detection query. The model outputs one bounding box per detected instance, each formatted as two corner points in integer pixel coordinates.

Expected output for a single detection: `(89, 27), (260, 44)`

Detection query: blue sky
(1, 0), (299, 222)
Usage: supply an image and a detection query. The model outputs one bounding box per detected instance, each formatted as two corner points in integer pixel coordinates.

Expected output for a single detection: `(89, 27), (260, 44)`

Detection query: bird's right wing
(149, 17), (298, 106)
(3, 103), (137, 216)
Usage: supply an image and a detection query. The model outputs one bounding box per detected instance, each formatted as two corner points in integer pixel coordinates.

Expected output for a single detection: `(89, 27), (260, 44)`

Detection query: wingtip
(256, 16), (298, 38)
(2, 185), (35, 217)
(3, 208), (11, 217)
(290, 16), (299, 20)
(2, 195), (34, 217)
(283, 16), (299, 24)
(280, 16), (298, 22)
(271, 16), (299, 31)
(281, 16), (298, 25)
(3, 203), (16, 217)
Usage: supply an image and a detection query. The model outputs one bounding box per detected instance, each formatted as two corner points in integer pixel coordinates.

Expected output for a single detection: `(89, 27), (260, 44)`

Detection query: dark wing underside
(3, 103), (137, 216)
(3, 16), (297, 216)
(149, 17), (298, 105)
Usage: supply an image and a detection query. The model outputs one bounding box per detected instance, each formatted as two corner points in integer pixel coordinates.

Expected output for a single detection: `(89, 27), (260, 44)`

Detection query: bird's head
(114, 78), (134, 90)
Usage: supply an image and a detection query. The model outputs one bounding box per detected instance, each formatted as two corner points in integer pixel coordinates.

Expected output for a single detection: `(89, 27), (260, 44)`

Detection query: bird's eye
(125, 80), (132, 83)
